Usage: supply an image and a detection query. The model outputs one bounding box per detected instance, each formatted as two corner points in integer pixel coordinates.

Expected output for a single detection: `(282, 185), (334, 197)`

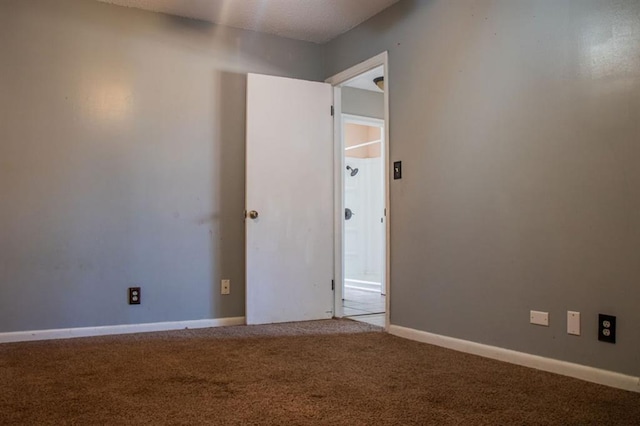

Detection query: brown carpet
(1, 319), (639, 425)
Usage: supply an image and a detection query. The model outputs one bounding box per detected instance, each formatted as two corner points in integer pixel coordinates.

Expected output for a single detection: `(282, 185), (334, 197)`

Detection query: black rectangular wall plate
(129, 287), (141, 305)
(598, 314), (616, 343)
(393, 161), (402, 180)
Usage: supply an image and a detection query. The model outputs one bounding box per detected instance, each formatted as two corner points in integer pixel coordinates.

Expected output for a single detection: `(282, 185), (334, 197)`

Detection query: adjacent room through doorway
(338, 65), (387, 327)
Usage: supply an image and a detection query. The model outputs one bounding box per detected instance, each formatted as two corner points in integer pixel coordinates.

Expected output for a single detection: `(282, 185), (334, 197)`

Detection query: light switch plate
(567, 311), (580, 335)
(393, 161), (402, 180)
(530, 310), (549, 326)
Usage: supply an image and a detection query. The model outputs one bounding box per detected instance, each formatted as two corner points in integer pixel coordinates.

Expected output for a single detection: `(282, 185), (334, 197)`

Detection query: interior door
(246, 73), (334, 325)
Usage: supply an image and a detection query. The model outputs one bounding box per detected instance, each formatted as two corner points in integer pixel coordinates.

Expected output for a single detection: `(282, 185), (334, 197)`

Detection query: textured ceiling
(96, 0), (400, 43)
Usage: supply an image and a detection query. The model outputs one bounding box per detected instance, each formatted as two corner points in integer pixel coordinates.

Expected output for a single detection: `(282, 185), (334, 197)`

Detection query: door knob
(248, 210), (259, 219)
(345, 208), (354, 220)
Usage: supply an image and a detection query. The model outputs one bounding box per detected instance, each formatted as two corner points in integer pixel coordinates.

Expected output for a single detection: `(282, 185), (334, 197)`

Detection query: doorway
(342, 115), (385, 326)
(326, 52), (390, 328)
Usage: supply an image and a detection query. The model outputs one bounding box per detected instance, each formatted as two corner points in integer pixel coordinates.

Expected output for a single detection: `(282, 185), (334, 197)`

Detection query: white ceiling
(96, 0), (401, 44)
(343, 65), (384, 93)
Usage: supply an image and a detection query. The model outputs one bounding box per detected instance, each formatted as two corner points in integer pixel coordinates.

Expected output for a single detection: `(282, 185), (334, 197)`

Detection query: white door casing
(245, 73), (334, 325)
(326, 51), (390, 325)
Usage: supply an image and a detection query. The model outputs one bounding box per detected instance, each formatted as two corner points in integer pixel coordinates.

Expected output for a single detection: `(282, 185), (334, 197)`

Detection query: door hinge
(331, 279), (335, 291)
(331, 105), (334, 116)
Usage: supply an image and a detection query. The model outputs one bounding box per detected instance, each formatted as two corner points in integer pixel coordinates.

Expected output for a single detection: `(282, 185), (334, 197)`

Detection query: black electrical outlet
(598, 314), (616, 344)
(129, 287), (141, 305)
(393, 161), (402, 180)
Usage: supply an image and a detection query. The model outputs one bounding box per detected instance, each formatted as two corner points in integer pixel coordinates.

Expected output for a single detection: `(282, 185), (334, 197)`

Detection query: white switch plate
(221, 279), (230, 295)
(530, 310), (549, 326)
(567, 311), (580, 335)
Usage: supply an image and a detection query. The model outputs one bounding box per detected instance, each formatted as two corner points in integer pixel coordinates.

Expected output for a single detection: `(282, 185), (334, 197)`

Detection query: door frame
(326, 52), (390, 329)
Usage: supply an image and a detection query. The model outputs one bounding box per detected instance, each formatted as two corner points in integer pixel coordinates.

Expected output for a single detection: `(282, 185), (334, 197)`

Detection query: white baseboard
(0, 317), (246, 344)
(389, 324), (640, 393)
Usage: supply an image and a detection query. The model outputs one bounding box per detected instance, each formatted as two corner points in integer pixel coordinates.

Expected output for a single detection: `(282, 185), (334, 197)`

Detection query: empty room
(1, 0), (639, 424)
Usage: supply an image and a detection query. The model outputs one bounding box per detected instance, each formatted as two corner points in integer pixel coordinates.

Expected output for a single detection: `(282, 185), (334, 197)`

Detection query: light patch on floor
(343, 287), (385, 327)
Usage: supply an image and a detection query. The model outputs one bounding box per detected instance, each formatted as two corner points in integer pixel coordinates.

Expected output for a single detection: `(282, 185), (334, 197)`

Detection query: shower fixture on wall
(346, 165), (359, 176)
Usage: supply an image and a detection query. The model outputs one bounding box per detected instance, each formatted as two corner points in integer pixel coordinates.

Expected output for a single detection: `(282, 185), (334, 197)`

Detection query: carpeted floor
(1, 319), (639, 425)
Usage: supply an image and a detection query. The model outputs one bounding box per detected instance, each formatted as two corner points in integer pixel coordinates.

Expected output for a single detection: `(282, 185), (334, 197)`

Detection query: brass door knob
(248, 210), (259, 219)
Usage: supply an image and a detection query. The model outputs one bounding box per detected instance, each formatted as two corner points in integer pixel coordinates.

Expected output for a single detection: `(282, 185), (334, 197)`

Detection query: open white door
(246, 74), (334, 325)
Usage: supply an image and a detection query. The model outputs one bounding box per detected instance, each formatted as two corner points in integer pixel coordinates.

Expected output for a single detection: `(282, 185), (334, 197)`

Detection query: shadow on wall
(214, 71), (247, 317)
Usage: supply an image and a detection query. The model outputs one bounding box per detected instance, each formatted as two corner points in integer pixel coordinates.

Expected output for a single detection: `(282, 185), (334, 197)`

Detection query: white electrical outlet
(530, 310), (549, 326)
(567, 311), (580, 335)
(221, 279), (230, 295)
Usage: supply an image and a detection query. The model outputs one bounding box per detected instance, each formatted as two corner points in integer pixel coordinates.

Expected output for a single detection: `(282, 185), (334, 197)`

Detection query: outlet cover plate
(567, 311), (580, 335)
(221, 279), (230, 295)
(129, 287), (141, 305)
(598, 314), (616, 343)
(530, 310), (549, 326)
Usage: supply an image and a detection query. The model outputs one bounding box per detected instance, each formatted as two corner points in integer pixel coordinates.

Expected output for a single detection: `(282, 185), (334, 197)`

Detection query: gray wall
(342, 87), (384, 119)
(324, 0), (640, 376)
(3, 0), (639, 379)
(0, 0), (323, 332)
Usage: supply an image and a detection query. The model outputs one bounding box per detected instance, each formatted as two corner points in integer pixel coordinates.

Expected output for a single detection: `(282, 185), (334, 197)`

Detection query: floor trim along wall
(0, 317), (246, 344)
(389, 324), (640, 393)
